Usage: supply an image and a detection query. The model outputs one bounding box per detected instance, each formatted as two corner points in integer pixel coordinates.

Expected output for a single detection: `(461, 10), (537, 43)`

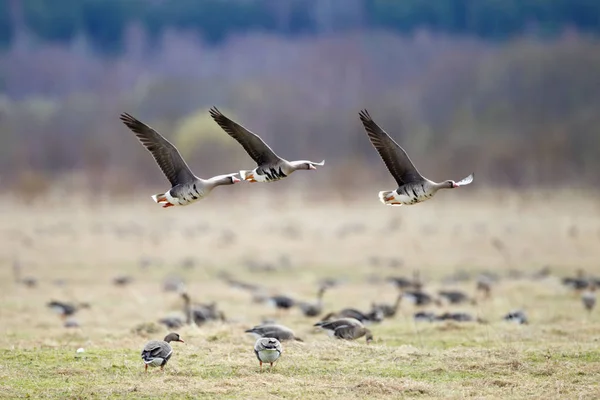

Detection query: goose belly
(393, 186), (433, 205)
(255, 166), (288, 183)
(167, 185), (209, 206)
(144, 357), (165, 367)
(257, 349), (280, 363)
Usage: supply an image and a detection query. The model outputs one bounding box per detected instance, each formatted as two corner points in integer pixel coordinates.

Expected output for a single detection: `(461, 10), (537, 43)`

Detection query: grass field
(1, 188), (600, 399)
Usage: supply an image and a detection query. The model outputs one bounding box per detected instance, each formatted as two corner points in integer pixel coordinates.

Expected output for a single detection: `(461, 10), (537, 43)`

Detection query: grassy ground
(1, 189), (600, 399)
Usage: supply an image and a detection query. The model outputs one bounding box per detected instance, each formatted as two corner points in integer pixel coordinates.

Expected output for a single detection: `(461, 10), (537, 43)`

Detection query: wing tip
(358, 109), (372, 122)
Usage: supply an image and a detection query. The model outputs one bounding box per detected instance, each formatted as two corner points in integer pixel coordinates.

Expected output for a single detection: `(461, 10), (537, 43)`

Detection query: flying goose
(314, 317), (373, 343)
(141, 332), (184, 372)
(358, 109), (473, 206)
(119, 113), (240, 208)
(245, 324), (303, 342)
(209, 107), (324, 183)
(254, 337), (282, 371)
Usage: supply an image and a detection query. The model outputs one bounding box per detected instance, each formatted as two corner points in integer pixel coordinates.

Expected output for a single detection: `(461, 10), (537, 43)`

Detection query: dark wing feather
(209, 107), (280, 166)
(120, 113), (196, 186)
(359, 109), (423, 186)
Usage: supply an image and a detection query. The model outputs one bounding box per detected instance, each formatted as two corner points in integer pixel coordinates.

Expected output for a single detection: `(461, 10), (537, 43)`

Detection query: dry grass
(1, 189), (600, 399)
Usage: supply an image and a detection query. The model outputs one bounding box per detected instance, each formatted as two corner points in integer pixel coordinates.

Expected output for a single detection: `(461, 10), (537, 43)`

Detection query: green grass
(1, 194), (600, 398)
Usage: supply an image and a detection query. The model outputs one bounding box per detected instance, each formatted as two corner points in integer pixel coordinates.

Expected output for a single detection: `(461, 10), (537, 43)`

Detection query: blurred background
(1, 0), (600, 201)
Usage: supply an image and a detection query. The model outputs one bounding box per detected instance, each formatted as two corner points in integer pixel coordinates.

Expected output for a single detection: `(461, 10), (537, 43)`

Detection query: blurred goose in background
(582, 284), (596, 312)
(476, 275), (493, 299)
(245, 324), (303, 342)
(209, 107), (324, 183)
(402, 290), (440, 307)
(181, 293), (225, 326)
(321, 307), (384, 324)
(141, 332), (184, 372)
(314, 318), (373, 343)
(297, 286), (328, 317)
(47, 301), (89, 319)
(358, 109), (473, 206)
(438, 290), (476, 305)
(120, 112), (240, 208)
(562, 269), (590, 293)
(254, 338), (282, 372)
(267, 295), (295, 314)
(503, 310), (528, 325)
(371, 292), (403, 318)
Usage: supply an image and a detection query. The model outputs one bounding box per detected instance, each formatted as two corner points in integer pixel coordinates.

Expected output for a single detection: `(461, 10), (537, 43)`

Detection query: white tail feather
(378, 191), (403, 207)
(239, 170), (250, 180)
(151, 194), (161, 203)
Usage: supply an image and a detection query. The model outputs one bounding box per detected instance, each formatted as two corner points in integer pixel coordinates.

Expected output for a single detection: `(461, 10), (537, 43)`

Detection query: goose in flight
(209, 107), (324, 183)
(120, 113), (240, 208)
(359, 109), (473, 206)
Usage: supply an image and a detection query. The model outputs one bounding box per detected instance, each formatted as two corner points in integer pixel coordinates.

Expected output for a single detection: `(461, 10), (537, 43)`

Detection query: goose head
(163, 332), (185, 343)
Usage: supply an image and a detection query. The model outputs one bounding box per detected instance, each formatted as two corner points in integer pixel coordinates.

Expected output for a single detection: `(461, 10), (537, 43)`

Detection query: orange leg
(145, 364), (148, 372)
(162, 203), (174, 208)
(160, 365), (165, 372)
(259, 361), (263, 372)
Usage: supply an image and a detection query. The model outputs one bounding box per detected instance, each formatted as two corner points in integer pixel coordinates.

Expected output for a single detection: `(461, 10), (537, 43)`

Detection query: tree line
(1, 0), (600, 52)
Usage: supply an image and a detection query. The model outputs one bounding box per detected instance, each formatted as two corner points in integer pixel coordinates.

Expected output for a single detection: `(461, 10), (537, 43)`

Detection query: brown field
(1, 188), (600, 399)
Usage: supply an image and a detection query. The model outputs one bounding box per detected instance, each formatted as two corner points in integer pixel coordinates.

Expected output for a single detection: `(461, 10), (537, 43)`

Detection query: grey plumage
(209, 107), (324, 183)
(141, 332), (184, 372)
(253, 338), (282, 371)
(359, 109), (473, 206)
(245, 324), (303, 342)
(120, 112), (239, 207)
(582, 286), (596, 312)
(314, 317), (374, 343)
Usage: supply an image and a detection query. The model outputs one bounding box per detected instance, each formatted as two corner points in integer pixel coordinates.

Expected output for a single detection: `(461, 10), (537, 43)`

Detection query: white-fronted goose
(268, 295), (295, 313)
(321, 308), (384, 324)
(181, 293), (225, 326)
(359, 110), (473, 206)
(245, 324), (303, 342)
(371, 292), (403, 318)
(438, 290), (477, 305)
(209, 107), (324, 183)
(297, 286), (328, 317)
(254, 338), (282, 372)
(314, 317), (373, 343)
(141, 332), (184, 372)
(582, 284), (596, 312)
(120, 113), (240, 208)
(402, 291), (440, 307)
(503, 310), (528, 325)
(47, 301), (90, 319)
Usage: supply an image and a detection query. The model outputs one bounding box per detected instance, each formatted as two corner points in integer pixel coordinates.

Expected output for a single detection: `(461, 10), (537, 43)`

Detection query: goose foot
(161, 202), (174, 208)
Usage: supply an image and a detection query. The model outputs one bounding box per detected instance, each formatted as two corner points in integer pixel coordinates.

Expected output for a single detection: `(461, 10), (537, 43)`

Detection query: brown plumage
(120, 112), (239, 208)
(359, 109), (473, 206)
(141, 332), (184, 372)
(314, 317), (374, 343)
(209, 107), (324, 183)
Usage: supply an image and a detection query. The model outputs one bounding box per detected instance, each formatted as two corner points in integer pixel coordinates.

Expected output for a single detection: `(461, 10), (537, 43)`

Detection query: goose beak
(309, 164), (317, 170)
(232, 176), (241, 183)
(178, 339), (185, 343)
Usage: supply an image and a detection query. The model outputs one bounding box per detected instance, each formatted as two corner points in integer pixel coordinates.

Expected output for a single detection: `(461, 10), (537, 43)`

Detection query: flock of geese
(118, 106), (474, 371)
(33, 107), (593, 373)
(119, 108), (474, 208)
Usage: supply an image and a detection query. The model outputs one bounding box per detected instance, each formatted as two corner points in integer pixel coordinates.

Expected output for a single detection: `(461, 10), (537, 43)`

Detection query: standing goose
(358, 110), (473, 206)
(209, 107), (324, 183)
(141, 332), (184, 372)
(314, 317), (373, 343)
(120, 113), (240, 208)
(371, 292), (403, 318)
(582, 284), (596, 312)
(253, 338), (283, 372)
(297, 286), (328, 317)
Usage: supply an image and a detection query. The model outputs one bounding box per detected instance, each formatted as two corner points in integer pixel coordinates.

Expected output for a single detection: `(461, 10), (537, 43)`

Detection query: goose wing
(359, 109), (423, 186)
(120, 113), (196, 186)
(209, 107), (281, 166)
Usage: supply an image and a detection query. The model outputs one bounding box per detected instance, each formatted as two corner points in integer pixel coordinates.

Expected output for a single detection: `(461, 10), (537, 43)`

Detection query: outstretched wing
(209, 107), (281, 166)
(120, 113), (196, 186)
(359, 109), (423, 186)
